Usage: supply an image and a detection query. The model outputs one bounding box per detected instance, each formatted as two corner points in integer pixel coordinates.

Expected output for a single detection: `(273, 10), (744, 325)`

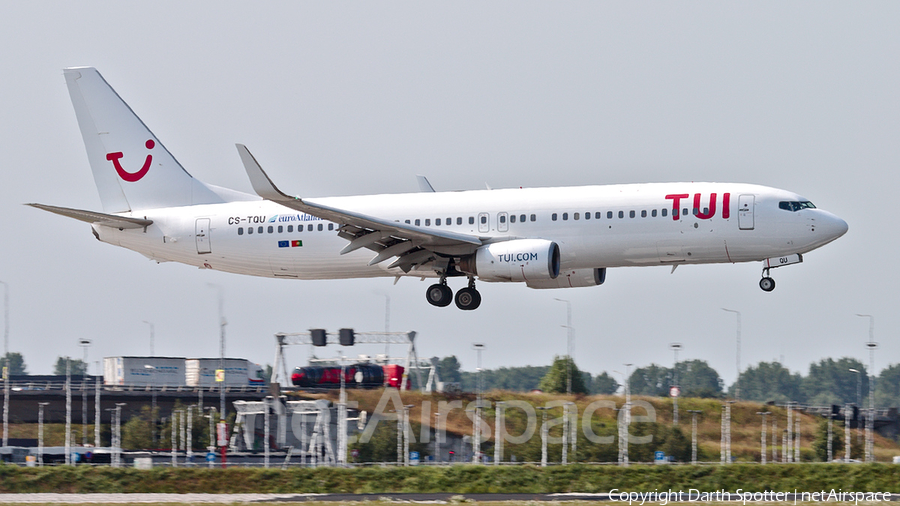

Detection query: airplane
(30, 67), (849, 311)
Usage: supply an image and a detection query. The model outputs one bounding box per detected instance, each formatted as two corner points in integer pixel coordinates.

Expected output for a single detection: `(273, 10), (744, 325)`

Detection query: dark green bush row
(1, 463), (899, 494)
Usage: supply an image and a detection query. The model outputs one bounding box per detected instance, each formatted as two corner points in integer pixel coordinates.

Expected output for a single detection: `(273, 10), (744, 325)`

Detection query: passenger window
(530, 214), (536, 222)
(618, 211), (624, 219)
(248, 227), (253, 235)
(584, 212), (590, 220)
(703, 208), (709, 215)
(651, 210), (657, 217)
(469, 217), (475, 225)
(447, 217), (452, 225)
(562, 213), (568, 221)
(267, 226), (273, 233)
(278, 225), (283, 233)
(258, 226), (264, 234)
(415, 219), (421, 226)
(574, 213), (580, 220)
(499, 215), (506, 224)
(510, 215), (517, 223)
(308, 224), (313, 231)
(552, 213), (558, 221)
(288, 225), (294, 233)
(692, 208), (699, 216)
(683, 208), (688, 217)
(405, 220), (411, 224)
(520, 214), (526, 222)
(425, 219), (431, 226)
(238, 227), (244, 235)
(595, 212), (601, 219)
(630, 211), (635, 218)
(328, 223), (334, 231)
(457, 217), (463, 225)
(662, 209), (667, 217)
(436, 218), (441, 226)
(317, 224), (323, 231)
(480, 216), (487, 224)
(641, 210), (647, 218)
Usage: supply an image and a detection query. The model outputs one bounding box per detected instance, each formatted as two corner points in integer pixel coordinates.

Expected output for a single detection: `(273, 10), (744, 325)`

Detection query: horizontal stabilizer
(27, 203), (152, 229)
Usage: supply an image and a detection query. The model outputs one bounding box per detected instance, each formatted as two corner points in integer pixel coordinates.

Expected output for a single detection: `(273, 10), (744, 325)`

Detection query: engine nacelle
(459, 239), (560, 282)
(526, 268), (606, 289)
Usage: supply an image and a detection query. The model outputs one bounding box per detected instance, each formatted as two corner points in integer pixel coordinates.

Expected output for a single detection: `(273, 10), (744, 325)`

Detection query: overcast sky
(1, 2), (897, 385)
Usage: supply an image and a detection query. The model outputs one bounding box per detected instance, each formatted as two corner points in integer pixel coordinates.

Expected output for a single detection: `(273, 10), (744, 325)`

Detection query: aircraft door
(478, 213), (490, 233)
(195, 218), (212, 254)
(497, 212), (509, 232)
(738, 195), (755, 230)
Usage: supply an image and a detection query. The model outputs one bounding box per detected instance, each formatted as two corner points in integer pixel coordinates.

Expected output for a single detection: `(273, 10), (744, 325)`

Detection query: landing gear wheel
(455, 287), (482, 310)
(426, 283), (453, 307)
(759, 277), (776, 292)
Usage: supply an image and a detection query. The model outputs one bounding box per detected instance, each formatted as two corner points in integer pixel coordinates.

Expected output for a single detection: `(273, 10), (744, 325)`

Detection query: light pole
(670, 343), (682, 425)
(844, 404), (852, 461)
(1, 280), (8, 448)
(857, 314), (877, 463)
(614, 364), (633, 466)
(207, 284), (227, 423)
(472, 342), (485, 464)
(38, 402), (49, 466)
(145, 365), (158, 447)
(494, 401), (505, 465)
(78, 339), (92, 447)
(756, 411), (770, 465)
(554, 298), (573, 395)
(536, 406), (550, 467)
(142, 321), (155, 356)
(721, 308), (741, 400)
(849, 368), (862, 454)
(114, 403), (126, 467)
(434, 412), (442, 465)
(826, 412), (834, 462)
(687, 410), (702, 464)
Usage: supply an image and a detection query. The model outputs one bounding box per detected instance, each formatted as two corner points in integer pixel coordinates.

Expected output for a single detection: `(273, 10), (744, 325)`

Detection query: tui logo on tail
(106, 139), (155, 182)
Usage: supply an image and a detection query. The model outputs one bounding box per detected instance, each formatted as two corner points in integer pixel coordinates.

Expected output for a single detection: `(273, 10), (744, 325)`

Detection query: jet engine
(526, 268), (606, 289)
(458, 239), (560, 282)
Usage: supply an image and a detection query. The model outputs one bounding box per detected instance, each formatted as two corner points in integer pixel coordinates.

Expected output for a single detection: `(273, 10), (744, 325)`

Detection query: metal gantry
(272, 330), (426, 390)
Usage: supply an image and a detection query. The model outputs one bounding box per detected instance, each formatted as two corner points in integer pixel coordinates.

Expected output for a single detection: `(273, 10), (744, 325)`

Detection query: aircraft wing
(27, 203), (153, 229)
(237, 144), (484, 272)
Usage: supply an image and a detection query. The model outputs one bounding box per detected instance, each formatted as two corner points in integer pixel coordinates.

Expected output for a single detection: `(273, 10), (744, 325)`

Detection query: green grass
(0, 463), (899, 494)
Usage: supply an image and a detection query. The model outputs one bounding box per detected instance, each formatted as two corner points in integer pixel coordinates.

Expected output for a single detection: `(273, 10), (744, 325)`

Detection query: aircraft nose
(820, 212), (849, 240)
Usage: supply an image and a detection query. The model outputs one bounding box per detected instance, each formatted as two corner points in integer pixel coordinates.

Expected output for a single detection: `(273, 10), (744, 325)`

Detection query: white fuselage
(93, 181), (847, 283)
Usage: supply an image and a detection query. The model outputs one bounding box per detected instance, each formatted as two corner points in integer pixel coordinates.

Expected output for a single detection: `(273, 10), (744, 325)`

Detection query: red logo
(106, 139), (155, 182)
(665, 193), (731, 220)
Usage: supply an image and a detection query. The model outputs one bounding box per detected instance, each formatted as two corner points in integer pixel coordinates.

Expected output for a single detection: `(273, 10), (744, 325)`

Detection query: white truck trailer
(104, 356), (186, 387)
(185, 358), (265, 387)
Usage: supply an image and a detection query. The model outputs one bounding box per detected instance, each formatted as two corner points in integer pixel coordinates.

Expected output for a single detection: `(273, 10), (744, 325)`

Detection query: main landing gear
(426, 277), (482, 310)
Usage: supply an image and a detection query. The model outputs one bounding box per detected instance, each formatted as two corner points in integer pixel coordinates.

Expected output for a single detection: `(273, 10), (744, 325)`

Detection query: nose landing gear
(759, 274), (776, 292)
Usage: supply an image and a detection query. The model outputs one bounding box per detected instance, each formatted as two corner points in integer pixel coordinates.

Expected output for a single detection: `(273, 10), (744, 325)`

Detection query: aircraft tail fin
(64, 67), (230, 213)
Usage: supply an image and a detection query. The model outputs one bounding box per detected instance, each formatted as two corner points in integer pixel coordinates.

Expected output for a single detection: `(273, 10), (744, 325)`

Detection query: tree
(876, 364), (900, 408)
(437, 356), (462, 383)
(732, 361), (802, 403)
(676, 360), (723, 398)
(2, 352), (26, 376)
(591, 372), (619, 395)
(629, 364), (671, 397)
(803, 357), (868, 406)
(53, 357), (87, 376)
(538, 355), (588, 394)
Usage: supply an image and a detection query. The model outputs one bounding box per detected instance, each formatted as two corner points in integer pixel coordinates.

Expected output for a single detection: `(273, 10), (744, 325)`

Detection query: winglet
(236, 144), (294, 202)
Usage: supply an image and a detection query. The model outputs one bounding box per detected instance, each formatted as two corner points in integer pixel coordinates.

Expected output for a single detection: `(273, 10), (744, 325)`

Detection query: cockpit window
(779, 201), (816, 212)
